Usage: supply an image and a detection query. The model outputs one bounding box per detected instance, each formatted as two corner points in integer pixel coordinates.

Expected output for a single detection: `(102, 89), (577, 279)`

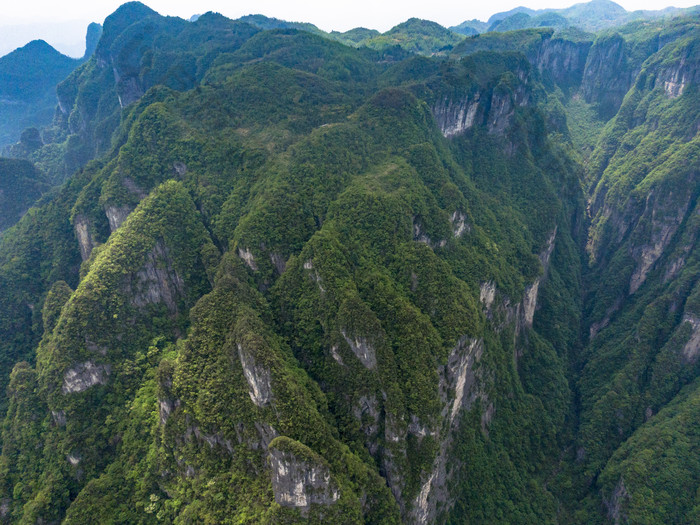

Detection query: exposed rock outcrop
(629, 188), (692, 294)
(105, 204), (132, 232)
(159, 399), (180, 425)
(237, 343), (273, 407)
(238, 246), (258, 271)
(520, 228), (557, 331)
(340, 330), (377, 369)
(409, 336), (485, 524)
(268, 438), (340, 515)
(353, 395), (381, 455)
(582, 33), (631, 116)
(303, 259), (325, 293)
(73, 214), (96, 261)
(604, 476), (629, 525)
(51, 410), (66, 426)
(654, 44), (700, 98)
(681, 314), (700, 362)
(128, 240), (184, 312)
(432, 64), (531, 139)
(536, 36), (593, 88)
(412, 218), (446, 248)
(62, 361), (111, 394)
(479, 281), (497, 315)
(432, 95), (482, 137)
(450, 211), (468, 237)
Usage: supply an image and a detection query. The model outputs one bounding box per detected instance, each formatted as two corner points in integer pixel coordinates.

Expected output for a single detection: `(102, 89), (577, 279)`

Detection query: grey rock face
(582, 34), (631, 116)
(486, 89), (516, 135)
(537, 38), (592, 88)
(159, 399), (180, 425)
(237, 343), (273, 407)
(128, 240), (184, 313)
(409, 336), (485, 524)
(340, 330), (377, 369)
(654, 44), (700, 98)
(105, 204), (132, 232)
(432, 94), (482, 137)
(268, 445), (339, 514)
(62, 361), (111, 394)
(604, 476), (629, 525)
(450, 211), (468, 238)
(51, 410), (66, 426)
(629, 188), (692, 294)
(270, 252), (286, 274)
(412, 218), (446, 248)
(682, 314), (700, 362)
(238, 246), (258, 271)
(113, 67), (144, 108)
(73, 214), (96, 261)
(479, 281), (497, 314)
(520, 228), (557, 331)
(353, 395), (381, 454)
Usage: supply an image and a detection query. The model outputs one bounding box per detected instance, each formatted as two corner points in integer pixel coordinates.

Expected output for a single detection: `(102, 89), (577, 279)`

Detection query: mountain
(0, 2), (699, 524)
(488, 12), (570, 32)
(83, 22), (103, 60)
(236, 14), (327, 36)
(0, 23), (102, 151)
(331, 18), (464, 55)
(0, 158), (47, 232)
(449, 19), (489, 36)
(455, 0), (700, 36)
(0, 40), (79, 149)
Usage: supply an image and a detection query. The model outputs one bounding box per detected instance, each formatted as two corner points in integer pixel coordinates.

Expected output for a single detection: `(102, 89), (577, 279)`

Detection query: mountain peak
(83, 22), (103, 59)
(97, 1), (159, 54)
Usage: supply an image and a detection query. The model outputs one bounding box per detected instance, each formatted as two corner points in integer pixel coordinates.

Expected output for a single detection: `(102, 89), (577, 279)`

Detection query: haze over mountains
(0, 0), (698, 523)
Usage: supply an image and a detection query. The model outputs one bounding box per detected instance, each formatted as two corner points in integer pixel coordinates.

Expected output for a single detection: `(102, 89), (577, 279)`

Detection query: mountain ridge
(0, 2), (698, 523)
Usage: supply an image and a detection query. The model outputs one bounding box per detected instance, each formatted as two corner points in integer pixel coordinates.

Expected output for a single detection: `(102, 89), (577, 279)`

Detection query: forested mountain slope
(0, 23), (102, 151)
(0, 3), (698, 524)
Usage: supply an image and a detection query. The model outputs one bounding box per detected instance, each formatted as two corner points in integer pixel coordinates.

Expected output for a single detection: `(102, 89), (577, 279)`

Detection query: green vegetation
(0, 3), (698, 524)
(0, 158), (48, 231)
(0, 40), (81, 148)
(359, 18), (464, 55)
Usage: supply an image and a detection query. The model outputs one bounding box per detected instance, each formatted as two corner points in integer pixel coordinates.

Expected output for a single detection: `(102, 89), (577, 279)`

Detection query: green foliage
(0, 40), (81, 147)
(359, 18), (464, 55)
(0, 158), (48, 231)
(2, 5), (699, 525)
(452, 28), (555, 60)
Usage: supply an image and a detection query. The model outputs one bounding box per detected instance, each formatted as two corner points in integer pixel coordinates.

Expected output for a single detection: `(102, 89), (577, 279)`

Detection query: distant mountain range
(452, 0), (700, 34)
(0, 23), (101, 149)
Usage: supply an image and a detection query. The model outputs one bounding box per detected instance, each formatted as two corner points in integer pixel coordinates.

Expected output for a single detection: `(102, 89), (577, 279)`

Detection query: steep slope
(0, 40), (80, 148)
(11, 3), (261, 183)
(0, 6), (585, 523)
(0, 3), (699, 525)
(569, 26), (700, 523)
(0, 158), (48, 232)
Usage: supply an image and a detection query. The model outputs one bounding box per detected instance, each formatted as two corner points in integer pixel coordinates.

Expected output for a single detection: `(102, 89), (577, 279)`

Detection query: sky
(1, 0), (698, 57)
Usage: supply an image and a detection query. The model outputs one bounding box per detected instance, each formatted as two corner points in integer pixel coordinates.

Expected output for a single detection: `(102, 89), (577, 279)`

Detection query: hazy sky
(1, 0), (698, 57)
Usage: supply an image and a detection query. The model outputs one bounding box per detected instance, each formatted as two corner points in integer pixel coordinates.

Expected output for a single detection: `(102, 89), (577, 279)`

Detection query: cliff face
(537, 35), (593, 88)
(431, 53), (536, 141)
(581, 33), (633, 116)
(574, 24), (700, 523)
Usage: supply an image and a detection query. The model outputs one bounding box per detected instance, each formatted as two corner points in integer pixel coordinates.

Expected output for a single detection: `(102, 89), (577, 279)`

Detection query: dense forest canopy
(0, 1), (698, 523)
